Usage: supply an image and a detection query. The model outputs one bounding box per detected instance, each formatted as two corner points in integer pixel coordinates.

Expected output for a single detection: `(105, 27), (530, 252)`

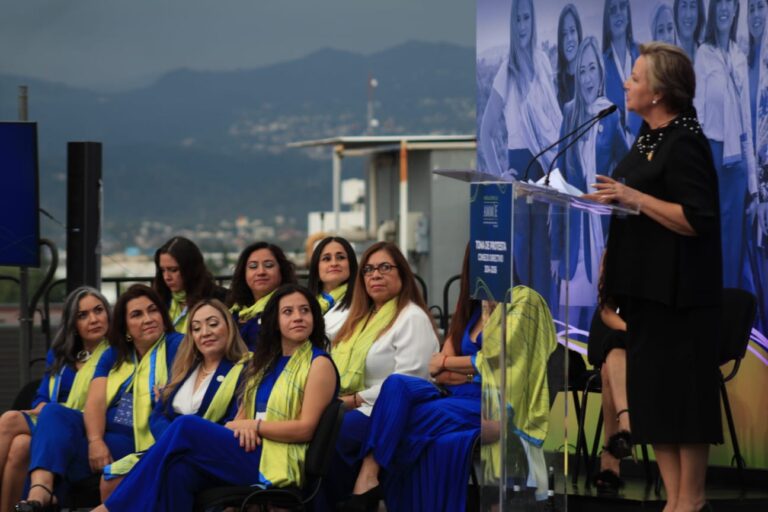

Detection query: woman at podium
(588, 42), (723, 512)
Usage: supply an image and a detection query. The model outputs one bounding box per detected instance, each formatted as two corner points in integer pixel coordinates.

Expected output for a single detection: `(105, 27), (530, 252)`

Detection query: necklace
(199, 364), (215, 375)
(635, 113), (702, 161)
(76, 350), (92, 363)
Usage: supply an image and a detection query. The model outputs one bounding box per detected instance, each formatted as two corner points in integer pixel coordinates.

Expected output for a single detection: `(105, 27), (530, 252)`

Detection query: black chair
(572, 311), (653, 490)
(718, 288), (757, 486)
(194, 399), (346, 511)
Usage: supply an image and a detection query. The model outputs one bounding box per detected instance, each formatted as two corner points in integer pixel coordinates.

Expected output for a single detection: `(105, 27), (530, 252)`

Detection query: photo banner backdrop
(476, 0), (768, 468)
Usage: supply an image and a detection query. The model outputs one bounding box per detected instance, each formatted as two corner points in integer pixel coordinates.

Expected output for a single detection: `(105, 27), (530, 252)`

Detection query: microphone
(544, 105), (618, 186)
(522, 104), (618, 181)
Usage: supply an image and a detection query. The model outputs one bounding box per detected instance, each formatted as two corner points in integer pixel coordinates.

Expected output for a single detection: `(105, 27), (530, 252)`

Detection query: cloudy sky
(0, 0), (475, 90)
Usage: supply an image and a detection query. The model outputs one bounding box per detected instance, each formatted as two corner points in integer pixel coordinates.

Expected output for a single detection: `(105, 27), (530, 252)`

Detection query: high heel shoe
(340, 485), (381, 512)
(15, 484), (58, 512)
(607, 409), (633, 459)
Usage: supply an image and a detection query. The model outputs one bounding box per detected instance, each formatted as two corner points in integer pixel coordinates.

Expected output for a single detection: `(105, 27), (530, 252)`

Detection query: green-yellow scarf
(169, 291), (188, 334)
(106, 354), (249, 479)
(231, 290), (276, 323)
(243, 341), (314, 488)
(105, 335), (169, 452)
(331, 297), (397, 395)
(317, 284), (347, 315)
(477, 286), (557, 481)
(45, 340), (109, 410)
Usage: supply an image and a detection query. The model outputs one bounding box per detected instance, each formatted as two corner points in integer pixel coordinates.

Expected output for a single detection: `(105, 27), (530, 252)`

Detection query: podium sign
(470, 183), (514, 302)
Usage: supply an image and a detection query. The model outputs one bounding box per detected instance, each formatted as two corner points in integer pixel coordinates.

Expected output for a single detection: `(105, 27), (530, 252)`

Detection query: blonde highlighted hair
(161, 298), (249, 402)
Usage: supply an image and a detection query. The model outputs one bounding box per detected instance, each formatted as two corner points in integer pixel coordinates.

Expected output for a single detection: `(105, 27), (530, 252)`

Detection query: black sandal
(607, 409), (634, 459)
(593, 469), (624, 494)
(15, 484), (58, 512)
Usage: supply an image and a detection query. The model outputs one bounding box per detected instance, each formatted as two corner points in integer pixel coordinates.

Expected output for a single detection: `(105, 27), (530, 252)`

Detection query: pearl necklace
(635, 114), (702, 161)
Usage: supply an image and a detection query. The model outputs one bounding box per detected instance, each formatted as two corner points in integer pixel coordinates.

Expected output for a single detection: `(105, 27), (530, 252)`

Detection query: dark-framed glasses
(362, 262), (398, 276)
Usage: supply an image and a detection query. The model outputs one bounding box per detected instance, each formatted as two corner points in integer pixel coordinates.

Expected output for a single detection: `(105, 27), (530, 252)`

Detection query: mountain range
(0, 41), (476, 248)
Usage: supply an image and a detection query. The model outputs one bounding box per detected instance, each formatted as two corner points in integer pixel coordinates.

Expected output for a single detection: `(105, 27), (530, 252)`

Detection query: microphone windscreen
(598, 105), (619, 118)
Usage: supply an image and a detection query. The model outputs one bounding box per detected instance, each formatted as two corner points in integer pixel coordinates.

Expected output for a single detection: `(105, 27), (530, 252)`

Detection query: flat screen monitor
(0, 122), (40, 267)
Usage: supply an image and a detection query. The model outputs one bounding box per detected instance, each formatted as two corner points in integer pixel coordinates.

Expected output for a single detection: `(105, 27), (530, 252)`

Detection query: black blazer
(604, 115), (723, 308)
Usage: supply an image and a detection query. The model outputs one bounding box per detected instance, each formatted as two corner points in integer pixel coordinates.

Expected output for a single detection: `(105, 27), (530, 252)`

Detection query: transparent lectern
(434, 170), (638, 511)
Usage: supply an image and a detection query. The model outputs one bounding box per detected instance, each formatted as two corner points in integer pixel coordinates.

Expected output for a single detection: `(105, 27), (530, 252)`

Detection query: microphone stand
(544, 115), (603, 187)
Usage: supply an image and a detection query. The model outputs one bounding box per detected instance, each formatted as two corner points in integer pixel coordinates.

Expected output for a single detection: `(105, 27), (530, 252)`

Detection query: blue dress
(103, 348), (332, 512)
(27, 332), (182, 489)
(319, 311), (482, 512)
(233, 310), (262, 350)
(148, 358), (240, 440)
(22, 350), (77, 432)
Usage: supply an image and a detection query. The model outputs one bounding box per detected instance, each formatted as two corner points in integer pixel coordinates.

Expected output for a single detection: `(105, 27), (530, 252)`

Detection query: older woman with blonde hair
(588, 42), (722, 512)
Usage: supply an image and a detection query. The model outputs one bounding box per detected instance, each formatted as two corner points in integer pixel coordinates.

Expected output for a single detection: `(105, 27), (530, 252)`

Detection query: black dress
(603, 110), (724, 444)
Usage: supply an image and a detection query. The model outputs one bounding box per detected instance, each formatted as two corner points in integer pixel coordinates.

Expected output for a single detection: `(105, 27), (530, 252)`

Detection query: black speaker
(66, 142), (102, 294)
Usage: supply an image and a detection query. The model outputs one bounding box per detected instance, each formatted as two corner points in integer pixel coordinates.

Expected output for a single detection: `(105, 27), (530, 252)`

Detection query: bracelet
(440, 355), (448, 371)
(256, 418), (262, 436)
(354, 393), (362, 407)
(466, 373), (474, 383)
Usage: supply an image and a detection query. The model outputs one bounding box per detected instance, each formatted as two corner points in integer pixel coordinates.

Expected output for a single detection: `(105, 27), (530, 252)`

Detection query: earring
(126, 333), (133, 343)
(652, 99), (658, 105)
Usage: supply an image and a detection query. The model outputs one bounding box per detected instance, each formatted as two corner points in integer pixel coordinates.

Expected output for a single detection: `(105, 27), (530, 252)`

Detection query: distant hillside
(0, 40), (476, 246)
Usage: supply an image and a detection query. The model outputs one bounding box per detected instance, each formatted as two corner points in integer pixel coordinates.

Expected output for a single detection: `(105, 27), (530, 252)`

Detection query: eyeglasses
(362, 262), (398, 276)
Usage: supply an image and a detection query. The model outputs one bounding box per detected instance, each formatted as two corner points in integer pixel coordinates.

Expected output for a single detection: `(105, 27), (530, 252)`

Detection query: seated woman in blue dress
(93, 284), (338, 512)
(15, 284), (182, 512)
(152, 236), (227, 334)
(98, 298), (249, 501)
(307, 236), (358, 341)
(318, 241), (439, 511)
(227, 241), (297, 349)
(343, 245), (482, 512)
(0, 286), (110, 510)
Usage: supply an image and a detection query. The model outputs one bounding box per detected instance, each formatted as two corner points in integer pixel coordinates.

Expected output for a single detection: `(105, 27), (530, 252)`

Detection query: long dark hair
(50, 286), (111, 373)
(153, 236), (218, 310)
(445, 244), (480, 356)
(704, 0), (739, 47)
(602, 0), (635, 53)
(674, 0), (705, 49)
(557, 4), (583, 103)
(226, 242), (297, 308)
(108, 284), (174, 369)
(307, 236), (357, 312)
(237, 284), (327, 403)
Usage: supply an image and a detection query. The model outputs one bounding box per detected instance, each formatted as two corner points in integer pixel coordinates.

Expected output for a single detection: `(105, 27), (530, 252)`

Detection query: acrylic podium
(434, 170), (638, 511)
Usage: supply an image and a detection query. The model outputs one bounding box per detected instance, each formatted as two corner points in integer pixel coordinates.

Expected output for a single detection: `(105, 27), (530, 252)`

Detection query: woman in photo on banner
(557, 4), (584, 108)
(694, 0), (759, 292)
(603, 0), (643, 140)
(553, 35), (628, 326)
(478, 0), (562, 309)
(751, 0), (768, 331)
(674, 0), (706, 62)
(651, 2), (678, 45)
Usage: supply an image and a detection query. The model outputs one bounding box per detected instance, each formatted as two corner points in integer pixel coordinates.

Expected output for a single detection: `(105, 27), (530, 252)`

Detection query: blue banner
(469, 183), (513, 302)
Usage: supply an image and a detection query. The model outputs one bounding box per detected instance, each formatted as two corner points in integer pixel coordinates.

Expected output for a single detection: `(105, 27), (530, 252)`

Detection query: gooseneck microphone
(522, 104), (618, 181)
(544, 104), (618, 187)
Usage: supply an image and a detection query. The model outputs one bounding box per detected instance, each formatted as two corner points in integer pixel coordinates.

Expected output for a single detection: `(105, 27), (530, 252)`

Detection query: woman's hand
(224, 419), (255, 431)
(232, 427), (261, 452)
(88, 438), (113, 472)
(428, 353), (447, 377)
(583, 175), (644, 208)
(340, 394), (358, 409)
(434, 371), (469, 386)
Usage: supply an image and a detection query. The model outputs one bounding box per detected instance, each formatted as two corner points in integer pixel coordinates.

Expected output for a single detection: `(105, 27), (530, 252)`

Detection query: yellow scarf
(477, 287), (557, 481)
(106, 354), (249, 479)
(243, 341), (315, 488)
(203, 355), (249, 422)
(317, 284), (348, 315)
(105, 335), (169, 452)
(169, 291), (188, 334)
(331, 297), (397, 395)
(230, 290), (275, 323)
